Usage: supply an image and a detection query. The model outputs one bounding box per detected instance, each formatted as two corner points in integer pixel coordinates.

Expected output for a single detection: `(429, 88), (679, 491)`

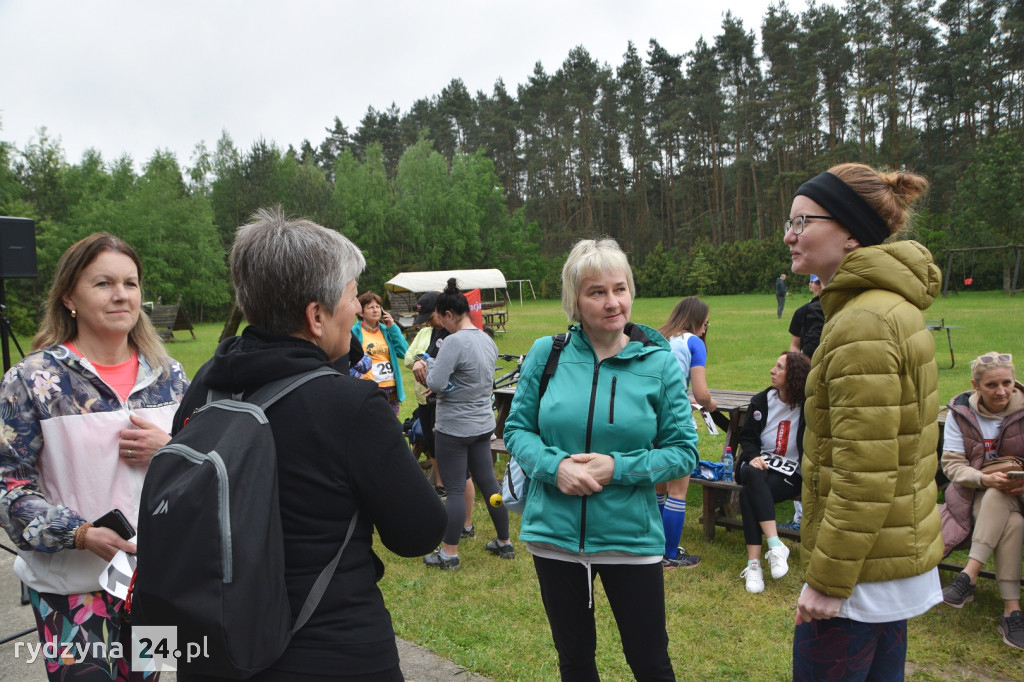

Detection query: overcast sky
(1, 0), (839, 170)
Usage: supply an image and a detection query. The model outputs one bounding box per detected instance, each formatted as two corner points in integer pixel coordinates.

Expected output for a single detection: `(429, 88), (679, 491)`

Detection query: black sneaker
(941, 572), (976, 608)
(434, 485), (447, 500)
(423, 550), (460, 570)
(484, 538), (515, 559)
(662, 547), (701, 570)
(461, 524), (475, 539)
(999, 610), (1024, 650)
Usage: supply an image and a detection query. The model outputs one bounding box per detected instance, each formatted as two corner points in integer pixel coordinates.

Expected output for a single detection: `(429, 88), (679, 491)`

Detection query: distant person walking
(775, 273), (788, 318)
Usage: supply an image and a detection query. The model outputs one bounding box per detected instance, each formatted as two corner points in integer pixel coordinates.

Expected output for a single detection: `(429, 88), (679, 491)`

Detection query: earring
(71, 310), (77, 318)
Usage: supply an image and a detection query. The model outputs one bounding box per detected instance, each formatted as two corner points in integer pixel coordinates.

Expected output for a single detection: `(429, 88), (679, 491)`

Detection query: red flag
(464, 288), (484, 329)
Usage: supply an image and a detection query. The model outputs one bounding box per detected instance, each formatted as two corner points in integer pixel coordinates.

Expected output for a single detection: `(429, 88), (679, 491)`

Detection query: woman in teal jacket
(351, 292), (409, 413)
(503, 238), (698, 681)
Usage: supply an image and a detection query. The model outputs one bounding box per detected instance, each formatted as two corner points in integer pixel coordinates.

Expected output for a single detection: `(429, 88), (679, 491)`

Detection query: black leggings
(533, 556), (675, 681)
(738, 464), (801, 546)
(434, 430), (509, 546)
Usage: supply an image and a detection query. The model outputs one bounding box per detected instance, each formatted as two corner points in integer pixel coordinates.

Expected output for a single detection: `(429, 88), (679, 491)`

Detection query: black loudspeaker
(0, 217), (38, 279)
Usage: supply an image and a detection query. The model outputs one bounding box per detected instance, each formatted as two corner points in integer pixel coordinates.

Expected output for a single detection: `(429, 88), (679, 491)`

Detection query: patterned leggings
(28, 588), (157, 681)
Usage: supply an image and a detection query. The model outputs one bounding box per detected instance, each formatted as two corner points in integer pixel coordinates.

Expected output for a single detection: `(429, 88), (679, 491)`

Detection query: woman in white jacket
(0, 233), (188, 681)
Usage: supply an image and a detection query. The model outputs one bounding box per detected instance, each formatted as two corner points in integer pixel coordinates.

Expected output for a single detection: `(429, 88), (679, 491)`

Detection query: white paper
(700, 409), (719, 435)
(99, 534), (138, 600)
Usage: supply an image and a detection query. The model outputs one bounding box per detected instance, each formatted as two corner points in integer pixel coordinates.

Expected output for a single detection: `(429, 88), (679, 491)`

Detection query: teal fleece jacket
(503, 323), (699, 556)
(351, 321), (409, 403)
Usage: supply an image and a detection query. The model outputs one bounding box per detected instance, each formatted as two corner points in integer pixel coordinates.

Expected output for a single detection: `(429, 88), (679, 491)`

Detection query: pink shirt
(66, 342), (139, 401)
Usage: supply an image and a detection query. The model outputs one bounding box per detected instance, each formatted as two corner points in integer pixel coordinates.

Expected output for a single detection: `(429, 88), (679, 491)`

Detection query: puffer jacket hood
(821, 240), (940, 319)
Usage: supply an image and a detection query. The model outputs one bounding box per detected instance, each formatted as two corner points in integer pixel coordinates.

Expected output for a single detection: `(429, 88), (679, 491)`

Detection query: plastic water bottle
(722, 446), (734, 482)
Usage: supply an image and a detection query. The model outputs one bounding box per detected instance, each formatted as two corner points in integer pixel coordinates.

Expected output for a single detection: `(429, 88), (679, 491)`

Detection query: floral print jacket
(0, 346), (187, 594)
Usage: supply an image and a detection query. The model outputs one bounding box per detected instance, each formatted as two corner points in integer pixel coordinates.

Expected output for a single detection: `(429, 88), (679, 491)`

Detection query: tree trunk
(220, 300), (244, 342)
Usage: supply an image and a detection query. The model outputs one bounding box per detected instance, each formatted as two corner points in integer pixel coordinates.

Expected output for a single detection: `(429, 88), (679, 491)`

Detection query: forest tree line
(1, 0), (1022, 333)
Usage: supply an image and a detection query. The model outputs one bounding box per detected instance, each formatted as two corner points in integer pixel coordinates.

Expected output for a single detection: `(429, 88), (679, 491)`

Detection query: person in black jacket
(735, 351), (810, 594)
(788, 274), (825, 359)
(175, 207), (447, 682)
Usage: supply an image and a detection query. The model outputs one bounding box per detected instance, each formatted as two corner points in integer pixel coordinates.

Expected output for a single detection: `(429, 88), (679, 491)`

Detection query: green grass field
(23, 290), (1020, 680)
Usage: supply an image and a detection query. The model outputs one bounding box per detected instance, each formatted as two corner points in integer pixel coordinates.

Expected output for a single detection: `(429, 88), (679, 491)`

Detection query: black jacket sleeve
(736, 389), (770, 483)
(800, 298), (825, 358)
(348, 389), (446, 557)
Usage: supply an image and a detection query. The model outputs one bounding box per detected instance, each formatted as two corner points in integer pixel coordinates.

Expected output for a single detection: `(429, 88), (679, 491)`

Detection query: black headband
(794, 172), (890, 247)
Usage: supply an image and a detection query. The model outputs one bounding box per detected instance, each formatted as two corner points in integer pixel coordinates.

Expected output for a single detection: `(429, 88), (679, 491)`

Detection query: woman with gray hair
(503, 238), (699, 680)
(174, 208), (446, 682)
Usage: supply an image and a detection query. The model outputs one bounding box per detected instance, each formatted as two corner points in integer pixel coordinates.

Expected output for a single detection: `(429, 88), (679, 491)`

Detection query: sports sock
(767, 536), (784, 550)
(439, 548), (458, 560)
(748, 559), (760, 569)
(657, 493), (666, 513)
(662, 496), (686, 558)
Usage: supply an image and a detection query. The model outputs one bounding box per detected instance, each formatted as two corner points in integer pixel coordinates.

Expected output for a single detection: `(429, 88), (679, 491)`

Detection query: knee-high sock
(662, 496), (686, 558)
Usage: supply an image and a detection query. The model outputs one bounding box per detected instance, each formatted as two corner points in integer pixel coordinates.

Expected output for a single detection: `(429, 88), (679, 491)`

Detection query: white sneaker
(741, 561), (764, 593)
(765, 543), (790, 579)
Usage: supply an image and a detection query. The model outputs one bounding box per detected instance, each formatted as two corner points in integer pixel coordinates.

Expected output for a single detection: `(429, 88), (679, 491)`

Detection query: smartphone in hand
(93, 509), (136, 540)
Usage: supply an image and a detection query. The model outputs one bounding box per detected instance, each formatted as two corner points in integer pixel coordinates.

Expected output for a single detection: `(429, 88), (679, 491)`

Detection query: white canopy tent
(385, 269), (509, 332)
(385, 269), (507, 294)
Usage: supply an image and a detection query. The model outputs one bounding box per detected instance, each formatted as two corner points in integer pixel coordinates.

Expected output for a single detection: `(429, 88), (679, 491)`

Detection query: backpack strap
(538, 332), (569, 400)
(291, 509), (359, 634)
(211, 365), (347, 635)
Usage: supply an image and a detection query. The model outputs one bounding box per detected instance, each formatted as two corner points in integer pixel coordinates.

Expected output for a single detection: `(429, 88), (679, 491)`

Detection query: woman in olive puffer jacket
(784, 163), (944, 680)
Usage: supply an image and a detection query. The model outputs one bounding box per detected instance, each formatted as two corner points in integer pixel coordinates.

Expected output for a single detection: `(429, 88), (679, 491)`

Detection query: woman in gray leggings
(423, 278), (512, 570)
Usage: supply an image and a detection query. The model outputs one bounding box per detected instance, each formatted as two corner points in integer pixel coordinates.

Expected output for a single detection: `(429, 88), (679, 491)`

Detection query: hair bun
(883, 171), (929, 207)
(444, 277), (460, 295)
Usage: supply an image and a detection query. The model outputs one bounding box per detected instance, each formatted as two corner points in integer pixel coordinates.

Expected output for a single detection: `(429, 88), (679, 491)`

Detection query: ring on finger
(126, 449), (133, 459)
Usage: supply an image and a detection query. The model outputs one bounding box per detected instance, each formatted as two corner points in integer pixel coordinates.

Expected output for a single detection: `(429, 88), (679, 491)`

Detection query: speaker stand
(0, 280), (26, 373)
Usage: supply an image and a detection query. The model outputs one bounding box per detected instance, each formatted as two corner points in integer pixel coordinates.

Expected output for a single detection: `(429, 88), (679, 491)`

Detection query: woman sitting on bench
(939, 351), (1024, 650)
(735, 351), (810, 593)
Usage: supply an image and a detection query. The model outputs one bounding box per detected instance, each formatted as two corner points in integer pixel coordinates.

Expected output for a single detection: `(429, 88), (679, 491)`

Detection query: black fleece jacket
(173, 327), (446, 677)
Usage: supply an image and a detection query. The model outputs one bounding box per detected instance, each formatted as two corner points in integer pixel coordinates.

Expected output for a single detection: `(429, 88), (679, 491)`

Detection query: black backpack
(131, 368), (358, 679)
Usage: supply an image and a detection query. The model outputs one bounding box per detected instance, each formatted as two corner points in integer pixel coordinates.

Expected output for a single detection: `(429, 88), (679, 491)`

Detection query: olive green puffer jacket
(801, 240), (944, 598)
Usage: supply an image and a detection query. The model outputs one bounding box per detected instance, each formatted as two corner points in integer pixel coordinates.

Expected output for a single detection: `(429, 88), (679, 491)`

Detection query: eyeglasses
(977, 353), (1012, 365)
(784, 215), (834, 235)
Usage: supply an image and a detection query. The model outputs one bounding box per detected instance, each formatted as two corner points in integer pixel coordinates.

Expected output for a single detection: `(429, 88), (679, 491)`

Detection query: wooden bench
(145, 296), (196, 340)
(690, 477), (801, 543)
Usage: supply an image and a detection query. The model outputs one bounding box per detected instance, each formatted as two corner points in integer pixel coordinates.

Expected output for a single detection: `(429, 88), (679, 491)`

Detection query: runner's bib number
(761, 452), (798, 476)
(373, 361), (395, 382)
